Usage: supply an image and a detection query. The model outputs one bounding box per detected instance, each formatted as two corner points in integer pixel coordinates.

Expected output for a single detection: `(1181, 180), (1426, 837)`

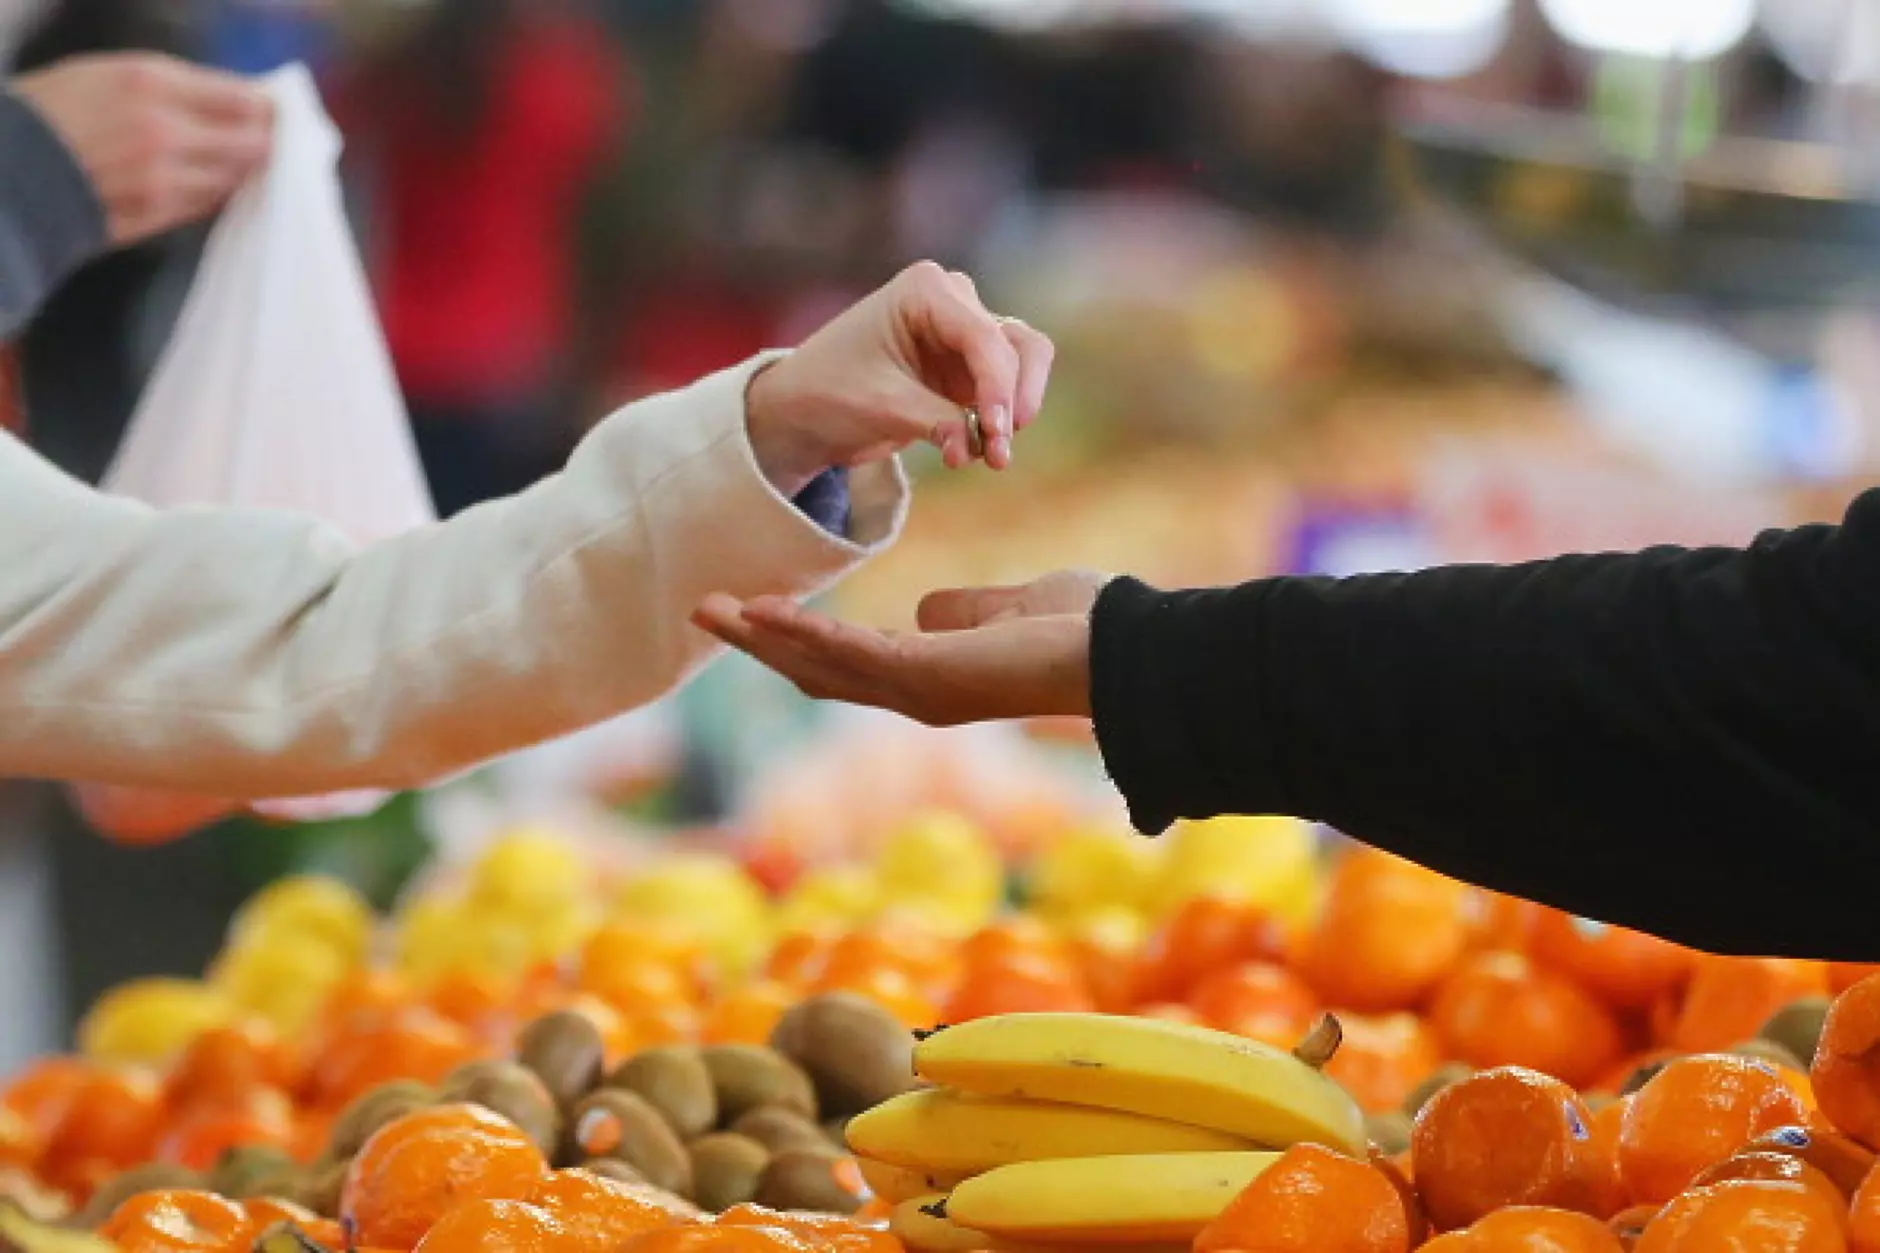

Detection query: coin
(962, 406), (986, 459)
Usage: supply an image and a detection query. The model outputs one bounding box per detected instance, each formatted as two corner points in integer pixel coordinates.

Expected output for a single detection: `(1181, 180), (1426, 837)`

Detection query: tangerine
(1430, 953), (1624, 1090)
(1136, 897), (1287, 1005)
(1529, 914), (1693, 1012)
(44, 1068), (163, 1171)
(242, 1197), (344, 1247)
(1634, 1179), (1845, 1253)
(303, 1010), (480, 1110)
(1669, 958), (1828, 1054)
(1296, 854), (1469, 1013)
(166, 1020), (297, 1112)
(1468, 1206), (1625, 1251)
(1850, 1161), (1880, 1253)
(1, 1056), (91, 1140)
(341, 1103), (548, 1250)
(1192, 1141), (1413, 1253)
(528, 1167), (693, 1244)
(716, 1203), (900, 1253)
(700, 982), (798, 1046)
(1412, 1067), (1601, 1232)
(942, 951), (1094, 1021)
(101, 1188), (253, 1253)
(1324, 1013), (1444, 1115)
(409, 1198), (565, 1253)
(1189, 962), (1320, 1048)
(1618, 1055), (1811, 1205)
(1811, 973), (1880, 1151)
(1745, 1125), (1876, 1197)
(1691, 1151), (1846, 1212)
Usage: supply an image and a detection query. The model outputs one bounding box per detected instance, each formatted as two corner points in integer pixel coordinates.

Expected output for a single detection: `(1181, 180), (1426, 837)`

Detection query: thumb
(877, 373), (979, 469)
(918, 585), (1034, 632)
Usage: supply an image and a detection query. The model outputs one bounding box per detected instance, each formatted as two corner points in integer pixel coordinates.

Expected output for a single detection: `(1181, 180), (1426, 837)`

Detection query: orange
(410, 1198), (565, 1253)
(156, 1093), (295, 1171)
(303, 1009), (481, 1110)
(318, 969), (411, 1034)
(1463, 890), (1546, 954)
(700, 981), (797, 1046)
(1634, 1179), (1845, 1253)
(1812, 974), (1880, 1151)
(1412, 1067), (1602, 1232)
(1189, 962), (1320, 1048)
(341, 1103), (548, 1250)
(1586, 1097), (1631, 1219)
(44, 1068), (164, 1173)
(1691, 1151), (1846, 1212)
(1609, 1204), (1660, 1248)
(1323, 1013), (1444, 1116)
(528, 1167), (692, 1246)
(0, 1105), (40, 1171)
(1468, 1207), (1625, 1251)
(580, 924), (714, 1003)
(1850, 1161), (1880, 1253)
(1296, 852), (1469, 1013)
(1745, 1125), (1877, 1197)
(1192, 1142), (1412, 1253)
(427, 970), (514, 1032)
(1419, 1236), (1477, 1252)
(101, 1188), (253, 1253)
(619, 1230), (812, 1253)
(715, 1203), (900, 1253)
(764, 931), (834, 989)
(1430, 952), (1623, 1090)
(1529, 914), (1693, 1012)
(1833, 965), (1880, 996)
(1, 1056), (91, 1140)
(942, 951), (1094, 1022)
(166, 1020), (297, 1112)
(1618, 1055), (1811, 1205)
(814, 964), (942, 1032)
(1136, 897), (1287, 1006)
(1669, 958), (1828, 1054)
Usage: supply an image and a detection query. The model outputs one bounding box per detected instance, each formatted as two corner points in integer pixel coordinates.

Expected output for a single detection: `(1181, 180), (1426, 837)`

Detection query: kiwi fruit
(568, 1089), (693, 1198)
(210, 1144), (299, 1200)
(769, 993), (917, 1117)
(439, 1059), (562, 1155)
(701, 1045), (817, 1123)
(252, 1222), (339, 1253)
(1402, 1063), (1473, 1120)
(1364, 1110), (1413, 1157)
(326, 1079), (434, 1161)
(517, 1011), (607, 1109)
(753, 1148), (864, 1215)
(72, 1163), (202, 1228)
(687, 1133), (770, 1212)
(289, 1160), (348, 1218)
(1730, 1039), (1808, 1074)
(1760, 997), (1833, 1068)
(573, 1158), (647, 1188)
(729, 1105), (833, 1156)
(608, 1047), (717, 1139)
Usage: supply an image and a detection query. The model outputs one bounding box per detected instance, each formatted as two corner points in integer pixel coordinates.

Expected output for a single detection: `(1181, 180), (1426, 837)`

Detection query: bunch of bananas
(845, 1011), (1366, 1250)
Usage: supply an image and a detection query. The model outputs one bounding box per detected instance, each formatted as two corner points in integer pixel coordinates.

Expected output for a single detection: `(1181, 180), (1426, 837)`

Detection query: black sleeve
(0, 92), (108, 340)
(1089, 487), (1880, 960)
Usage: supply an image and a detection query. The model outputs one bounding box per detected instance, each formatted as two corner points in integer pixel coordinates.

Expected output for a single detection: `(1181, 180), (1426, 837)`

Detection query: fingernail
(993, 436), (1013, 465)
(989, 404), (1011, 439)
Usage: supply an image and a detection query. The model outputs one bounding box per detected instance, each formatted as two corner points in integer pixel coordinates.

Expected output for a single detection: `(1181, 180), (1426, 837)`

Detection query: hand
(12, 53), (273, 248)
(745, 261), (1055, 497)
(691, 569), (1110, 726)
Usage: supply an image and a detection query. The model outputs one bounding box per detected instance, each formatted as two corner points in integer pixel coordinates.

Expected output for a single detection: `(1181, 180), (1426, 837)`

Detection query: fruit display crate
(10, 808), (1880, 1253)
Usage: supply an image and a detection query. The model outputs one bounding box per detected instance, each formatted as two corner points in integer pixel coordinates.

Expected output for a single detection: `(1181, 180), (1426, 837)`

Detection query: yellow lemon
(613, 855), (773, 978)
(776, 865), (881, 935)
(1028, 827), (1158, 919)
(394, 893), (466, 985)
(1150, 815), (1320, 917)
(468, 828), (588, 919)
(876, 812), (1002, 916)
(77, 978), (236, 1067)
(524, 902), (602, 965)
(210, 936), (349, 1032)
(229, 874), (374, 967)
(1057, 902), (1152, 955)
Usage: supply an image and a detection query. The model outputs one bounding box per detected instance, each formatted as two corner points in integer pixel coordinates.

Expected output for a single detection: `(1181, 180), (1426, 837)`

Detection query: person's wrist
(1040, 616), (1094, 719)
(745, 359), (827, 500)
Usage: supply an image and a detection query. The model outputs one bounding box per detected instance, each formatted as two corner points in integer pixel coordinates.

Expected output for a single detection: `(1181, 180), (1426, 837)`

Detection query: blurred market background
(1, 0), (1877, 1068)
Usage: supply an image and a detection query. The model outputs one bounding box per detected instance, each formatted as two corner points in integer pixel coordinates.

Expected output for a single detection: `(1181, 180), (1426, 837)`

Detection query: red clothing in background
(338, 14), (620, 406)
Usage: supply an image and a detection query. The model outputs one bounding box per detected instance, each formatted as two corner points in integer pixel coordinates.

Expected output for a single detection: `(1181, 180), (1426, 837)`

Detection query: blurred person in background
(331, 0), (624, 517)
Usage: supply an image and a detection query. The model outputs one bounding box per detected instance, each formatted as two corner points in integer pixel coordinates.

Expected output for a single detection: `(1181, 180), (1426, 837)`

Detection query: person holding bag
(0, 53), (1054, 803)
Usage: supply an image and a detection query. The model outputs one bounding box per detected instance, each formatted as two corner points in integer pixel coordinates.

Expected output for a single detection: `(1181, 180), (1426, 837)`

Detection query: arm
(0, 356), (904, 797)
(1091, 492), (1880, 958)
(0, 91), (107, 339)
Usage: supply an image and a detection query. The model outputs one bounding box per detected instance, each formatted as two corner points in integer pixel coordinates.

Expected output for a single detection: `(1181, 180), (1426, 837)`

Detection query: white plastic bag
(74, 63), (437, 843)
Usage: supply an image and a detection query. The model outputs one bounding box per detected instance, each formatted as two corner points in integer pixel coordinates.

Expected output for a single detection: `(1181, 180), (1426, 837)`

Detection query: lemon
(1058, 902), (1152, 954)
(876, 812), (1003, 917)
(614, 855), (773, 977)
(1028, 827), (1159, 919)
(229, 874), (374, 967)
(1150, 815), (1321, 917)
(524, 901), (602, 965)
(468, 828), (588, 919)
(394, 893), (466, 985)
(210, 935), (350, 1032)
(78, 978), (236, 1066)
(776, 865), (881, 935)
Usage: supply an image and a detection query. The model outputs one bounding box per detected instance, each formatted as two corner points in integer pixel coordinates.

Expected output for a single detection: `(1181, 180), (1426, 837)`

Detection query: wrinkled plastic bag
(74, 63), (437, 844)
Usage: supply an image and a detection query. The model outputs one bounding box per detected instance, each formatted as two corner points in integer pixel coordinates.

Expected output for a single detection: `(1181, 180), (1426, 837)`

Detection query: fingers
(1001, 317), (1055, 431)
(692, 596), (895, 710)
(169, 61), (274, 130)
(905, 263), (1020, 469)
(917, 585), (1033, 632)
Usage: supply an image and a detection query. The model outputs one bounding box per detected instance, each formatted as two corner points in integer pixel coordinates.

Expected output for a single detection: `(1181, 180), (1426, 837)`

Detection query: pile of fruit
(7, 809), (1880, 1251)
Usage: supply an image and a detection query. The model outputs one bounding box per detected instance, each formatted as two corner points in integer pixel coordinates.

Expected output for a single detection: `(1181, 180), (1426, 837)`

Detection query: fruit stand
(3, 802), (1877, 1253)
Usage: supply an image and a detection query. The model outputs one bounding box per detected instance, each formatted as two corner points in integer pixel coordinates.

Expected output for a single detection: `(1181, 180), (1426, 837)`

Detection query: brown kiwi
(438, 1059), (562, 1155)
(1730, 1038), (1808, 1074)
(608, 1047), (717, 1139)
(1364, 1110), (1413, 1157)
(687, 1133), (770, 1212)
(729, 1105), (832, 1156)
(326, 1079), (434, 1161)
(517, 1011), (608, 1109)
(1760, 997), (1833, 1068)
(288, 1160), (349, 1219)
(752, 1148), (863, 1215)
(700, 1045), (817, 1123)
(210, 1144), (300, 1200)
(72, 1163), (202, 1228)
(252, 1221), (338, 1253)
(573, 1158), (647, 1188)
(769, 993), (917, 1117)
(1402, 1063), (1473, 1120)
(568, 1089), (694, 1198)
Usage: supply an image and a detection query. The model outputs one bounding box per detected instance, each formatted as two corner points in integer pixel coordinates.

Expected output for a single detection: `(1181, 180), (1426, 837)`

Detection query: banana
(889, 1196), (1191, 1253)
(846, 1088), (1258, 1174)
(913, 1012), (1364, 1154)
(941, 1151), (1282, 1244)
(857, 1158), (973, 1205)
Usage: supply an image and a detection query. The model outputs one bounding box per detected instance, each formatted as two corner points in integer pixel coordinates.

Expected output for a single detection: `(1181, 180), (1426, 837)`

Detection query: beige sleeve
(0, 355), (907, 797)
